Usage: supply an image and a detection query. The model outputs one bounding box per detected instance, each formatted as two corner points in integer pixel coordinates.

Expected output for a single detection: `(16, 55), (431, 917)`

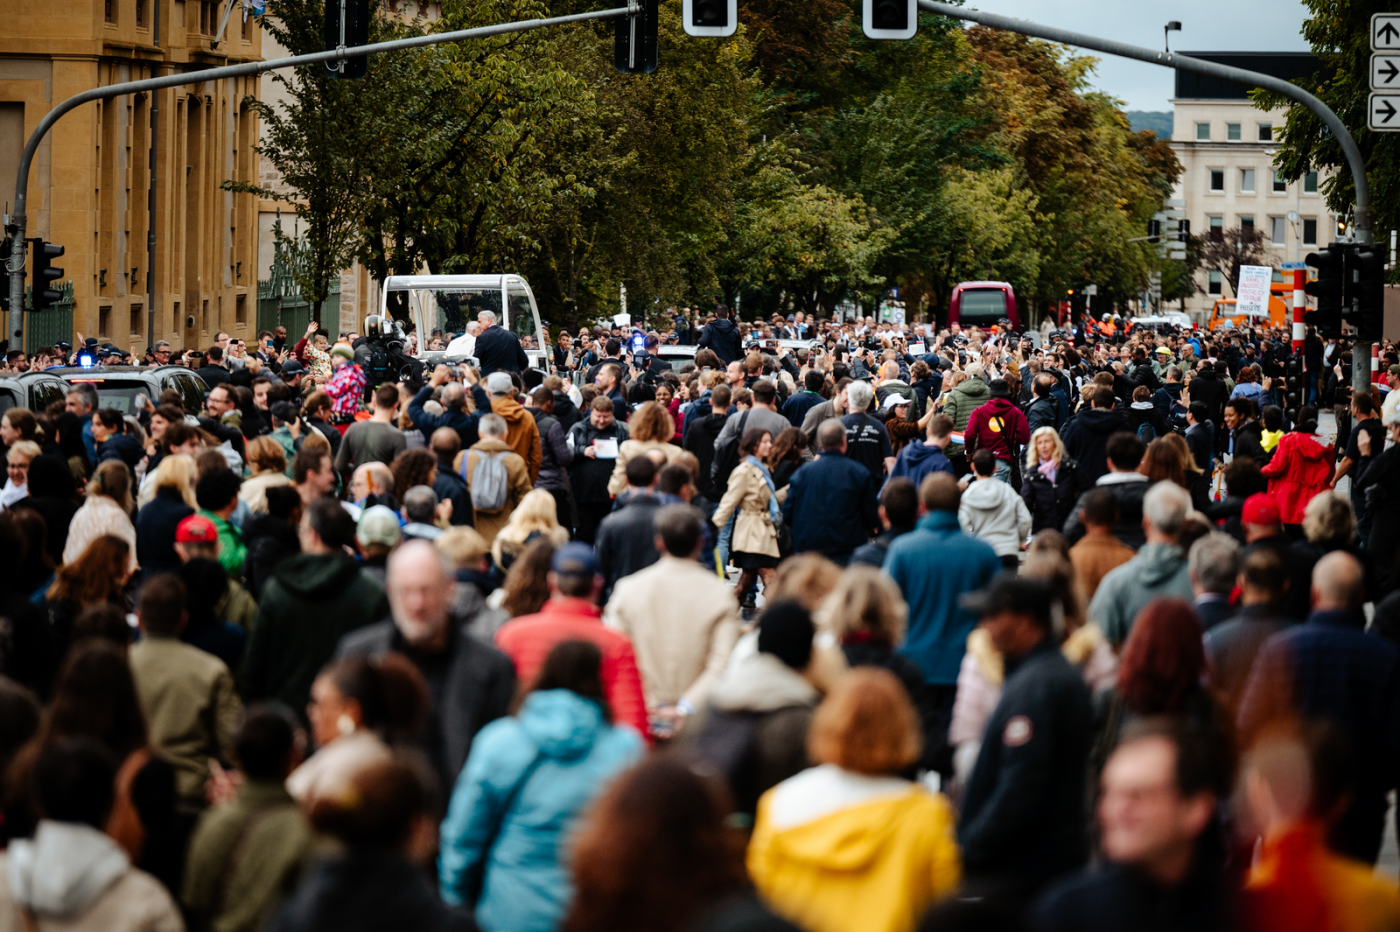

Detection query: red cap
(1241, 493), (1280, 527)
(176, 514), (219, 544)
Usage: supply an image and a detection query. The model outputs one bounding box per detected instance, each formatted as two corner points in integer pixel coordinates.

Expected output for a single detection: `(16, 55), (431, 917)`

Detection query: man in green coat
(241, 497), (389, 715)
(941, 364), (990, 457)
(196, 467), (248, 580)
(183, 707), (315, 932)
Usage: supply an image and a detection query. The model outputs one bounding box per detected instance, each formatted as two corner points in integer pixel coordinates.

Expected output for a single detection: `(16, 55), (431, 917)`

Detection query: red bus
(949, 281), (1020, 333)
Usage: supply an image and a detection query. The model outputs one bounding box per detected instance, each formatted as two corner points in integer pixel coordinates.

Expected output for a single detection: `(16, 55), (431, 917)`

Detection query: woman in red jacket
(1260, 405), (1334, 531)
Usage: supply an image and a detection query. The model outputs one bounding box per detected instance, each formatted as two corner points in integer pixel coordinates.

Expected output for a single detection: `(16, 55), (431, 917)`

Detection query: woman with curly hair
(390, 447), (438, 502)
(607, 401), (681, 497)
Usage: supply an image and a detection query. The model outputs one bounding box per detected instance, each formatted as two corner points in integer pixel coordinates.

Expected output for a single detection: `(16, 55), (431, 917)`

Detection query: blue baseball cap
(551, 542), (598, 578)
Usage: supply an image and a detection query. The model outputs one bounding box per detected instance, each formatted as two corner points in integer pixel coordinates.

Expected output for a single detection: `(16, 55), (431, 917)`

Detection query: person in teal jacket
(439, 640), (644, 932)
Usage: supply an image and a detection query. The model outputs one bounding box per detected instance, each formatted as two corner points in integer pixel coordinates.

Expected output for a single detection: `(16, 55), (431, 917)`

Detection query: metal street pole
(5, 4), (629, 343)
(916, 0), (1376, 397)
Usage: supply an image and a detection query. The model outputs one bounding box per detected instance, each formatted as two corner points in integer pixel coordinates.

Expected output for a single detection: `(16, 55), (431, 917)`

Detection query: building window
(1240, 169), (1256, 193)
(202, 299), (210, 333)
(1304, 171), (1318, 193)
(1208, 270), (1223, 295)
(136, 0), (145, 27)
(99, 307), (112, 338)
(130, 304), (143, 336)
(1270, 216), (1286, 245)
(1209, 169), (1225, 192)
(236, 294), (247, 326)
(1240, 216), (1255, 237)
(1303, 218), (1318, 245)
(1227, 123), (1241, 141)
(105, 0), (115, 23)
(1272, 170), (1287, 193)
(173, 301), (181, 334)
(1258, 124), (1273, 141)
(1209, 215), (1224, 242)
(1196, 122), (1210, 141)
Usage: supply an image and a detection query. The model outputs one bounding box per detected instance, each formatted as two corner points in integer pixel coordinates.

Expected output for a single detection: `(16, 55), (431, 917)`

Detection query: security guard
(956, 575), (1094, 906)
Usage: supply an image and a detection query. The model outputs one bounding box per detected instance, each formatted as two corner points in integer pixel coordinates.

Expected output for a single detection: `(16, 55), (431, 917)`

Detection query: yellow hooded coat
(748, 775), (960, 932)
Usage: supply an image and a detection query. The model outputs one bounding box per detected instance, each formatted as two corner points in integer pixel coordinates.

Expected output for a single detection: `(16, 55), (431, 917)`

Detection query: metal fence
(23, 281), (74, 354)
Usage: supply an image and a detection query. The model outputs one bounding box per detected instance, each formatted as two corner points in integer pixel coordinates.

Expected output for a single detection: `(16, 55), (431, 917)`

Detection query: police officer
(957, 575), (1094, 908)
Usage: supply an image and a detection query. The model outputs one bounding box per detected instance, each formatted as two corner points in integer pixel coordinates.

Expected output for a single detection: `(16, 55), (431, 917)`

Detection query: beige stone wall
(0, 0), (262, 353)
(1170, 97), (1337, 321)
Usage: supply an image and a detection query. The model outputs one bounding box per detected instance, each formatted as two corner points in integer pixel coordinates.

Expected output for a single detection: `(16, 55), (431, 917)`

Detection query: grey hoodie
(1089, 542), (1194, 645)
(958, 476), (1032, 557)
(7, 822), (129, 918)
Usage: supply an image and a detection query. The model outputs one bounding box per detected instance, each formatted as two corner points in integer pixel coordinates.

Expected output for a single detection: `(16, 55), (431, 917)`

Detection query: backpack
(710, 410), (751, 494)
(1136, 418), (1157, 444)
(364, 340), (394, 387)
(466, 450), (510, 512)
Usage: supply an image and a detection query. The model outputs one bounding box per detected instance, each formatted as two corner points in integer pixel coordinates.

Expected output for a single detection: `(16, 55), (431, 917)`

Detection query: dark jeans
(1000, 554), (1020, 573)
(545, 484), (577, 531)
(925, 684), (958, 780)
(1352, 485), (1373, 550)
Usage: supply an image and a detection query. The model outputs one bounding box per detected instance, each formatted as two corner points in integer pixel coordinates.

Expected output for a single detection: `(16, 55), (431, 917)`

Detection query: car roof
(383, 274), (528, 291)
(49, 365), (194, 377)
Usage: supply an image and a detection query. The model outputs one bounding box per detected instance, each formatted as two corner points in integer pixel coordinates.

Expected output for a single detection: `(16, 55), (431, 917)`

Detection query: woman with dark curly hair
(390, 448), (437, 502)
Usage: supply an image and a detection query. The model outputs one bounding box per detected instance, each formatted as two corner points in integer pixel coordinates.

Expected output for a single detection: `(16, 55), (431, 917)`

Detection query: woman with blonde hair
(748, 668), (961, 932)
(607, 401), (681, 497)
(134, 454), (197, 575)
(823, 566), (942, 771)
(238, 435), (293, 514)
(1020, 426), (1078, 533)
(491, 488), (570, 573)
(1, 440), (41, 511)
(63, 460), (137, 573)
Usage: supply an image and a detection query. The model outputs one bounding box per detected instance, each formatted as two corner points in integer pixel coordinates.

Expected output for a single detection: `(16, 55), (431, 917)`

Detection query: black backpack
(710, 410), (750, 494)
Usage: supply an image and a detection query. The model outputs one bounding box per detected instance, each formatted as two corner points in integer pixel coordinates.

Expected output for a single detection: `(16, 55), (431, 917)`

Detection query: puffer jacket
(697, 317), (744, 366)
(941, 378), (990, 453)
(1260, 430), (1333, 524)
(565, 418), (630, 504)
(438, 689), (644, 932)
(530, 408), (574, 492)
(95, 432), (145, 472)
(958, 476), (1032, 557)
(1020, 457), (1079, 533)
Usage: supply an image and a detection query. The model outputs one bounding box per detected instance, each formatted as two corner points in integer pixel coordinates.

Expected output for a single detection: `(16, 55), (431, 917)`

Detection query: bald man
(337, 539), (516, 791)
(1238, 551), (1400, 864)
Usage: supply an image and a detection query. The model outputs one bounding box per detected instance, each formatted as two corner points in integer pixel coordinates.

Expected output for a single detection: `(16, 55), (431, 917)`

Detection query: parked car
(0, 371), (71, 414)
(53, 365), (209, 416)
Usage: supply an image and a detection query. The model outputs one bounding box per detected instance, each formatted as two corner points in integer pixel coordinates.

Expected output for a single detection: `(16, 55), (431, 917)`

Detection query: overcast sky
(962, 0), (1313, 112)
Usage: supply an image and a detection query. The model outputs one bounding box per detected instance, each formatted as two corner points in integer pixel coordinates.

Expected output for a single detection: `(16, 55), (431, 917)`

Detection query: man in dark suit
(472, 310), (530, 376)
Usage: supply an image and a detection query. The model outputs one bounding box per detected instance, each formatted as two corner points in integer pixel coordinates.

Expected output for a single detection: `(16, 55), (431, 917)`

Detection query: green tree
(1253, 0), (1397, 253)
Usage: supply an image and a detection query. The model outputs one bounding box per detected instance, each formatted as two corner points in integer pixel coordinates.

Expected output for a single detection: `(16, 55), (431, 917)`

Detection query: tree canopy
(245, 0), (1181, 328)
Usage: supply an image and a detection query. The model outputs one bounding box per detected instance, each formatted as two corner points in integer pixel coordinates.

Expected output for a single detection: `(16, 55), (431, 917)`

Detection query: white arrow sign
(1375, 54), (1400, 89)
(1370, 93), (1400, 131)
(1375, 14), (1400, 50)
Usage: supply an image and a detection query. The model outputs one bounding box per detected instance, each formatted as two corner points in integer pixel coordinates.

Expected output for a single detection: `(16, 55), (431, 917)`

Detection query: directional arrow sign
(1375, 54), (1400, 89)
(1370, 93), (1400, 131)
(1374, 13), (1400, 50)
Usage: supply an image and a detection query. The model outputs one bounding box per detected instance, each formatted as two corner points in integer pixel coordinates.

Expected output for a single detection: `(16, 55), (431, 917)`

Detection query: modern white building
(1169, 52), (1337, 321)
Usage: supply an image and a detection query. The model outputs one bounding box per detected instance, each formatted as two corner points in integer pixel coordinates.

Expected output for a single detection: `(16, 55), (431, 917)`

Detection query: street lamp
(1164, 21), (1181, 53)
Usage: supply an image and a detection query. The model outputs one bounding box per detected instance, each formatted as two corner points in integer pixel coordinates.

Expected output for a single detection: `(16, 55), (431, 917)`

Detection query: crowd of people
(0, 303), (1399, 932)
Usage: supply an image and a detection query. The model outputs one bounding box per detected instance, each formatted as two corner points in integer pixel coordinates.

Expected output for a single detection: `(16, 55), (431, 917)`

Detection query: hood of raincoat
(517, 688), (612, 762)
(7, 821), (129, 917)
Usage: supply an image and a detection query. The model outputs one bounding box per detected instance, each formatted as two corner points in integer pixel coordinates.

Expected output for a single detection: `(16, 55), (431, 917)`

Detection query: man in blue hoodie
(887, 414), (955, 491)
(883, 471), (1001, 776)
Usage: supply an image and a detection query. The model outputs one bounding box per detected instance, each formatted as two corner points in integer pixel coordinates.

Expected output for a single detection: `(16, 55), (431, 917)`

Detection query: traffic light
(1350, 244), (1386, 342)
(1284, 351), (1303, 423)
(1147, 219), (1161, 240)
(683, 0), (736, 36)
(1304, 245), (1346, 338)
(31, 239), (65, 311)
(863, 0), (916, 39)
(615, 0), (659, 73)
(325, 0), (371, 80)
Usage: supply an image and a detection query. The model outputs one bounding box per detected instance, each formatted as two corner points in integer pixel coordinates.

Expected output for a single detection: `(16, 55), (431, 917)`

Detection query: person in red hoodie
(1260, 405), (1333, 532)
(964, 378), (1031, 486)
(494, 542), (651, 743)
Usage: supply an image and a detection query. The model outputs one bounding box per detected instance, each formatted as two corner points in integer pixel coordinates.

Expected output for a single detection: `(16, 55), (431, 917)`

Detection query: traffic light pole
(4, 4), (630, 343)
(916, 0), (1377, 398)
